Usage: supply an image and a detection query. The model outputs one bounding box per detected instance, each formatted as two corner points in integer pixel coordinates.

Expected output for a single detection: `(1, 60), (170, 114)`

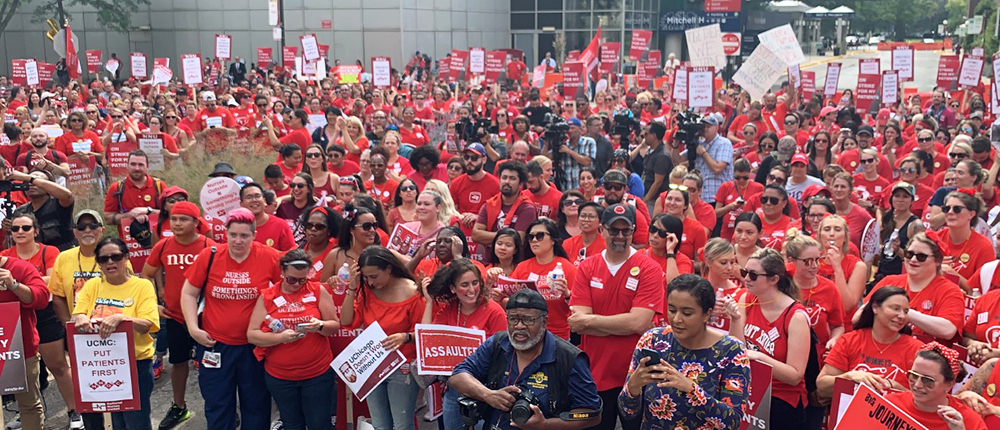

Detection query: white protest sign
(105, 59), (119, 75)
(733, 44), (785, 100)
(306, 114), (327, 134)
(181, 54), (202, 85)
(824, 62), (842, 97)
(24, 60), (38, 86)
(891, 46), (914, 82)
(331, 322), (406, 401)
(993, 53), (1000, 89)
(215, 34), (232, 60)
(788, 63), (801, 88)
(881, 71), (898, 105)
(272, 27), (282, 42)
(672, 67), (688, 105)
(757, 24), (805, 66)
(199, 177), (242, 221)
(687, 66), (715, 109)
(860, 58), (880, 75)
(959, 55), (985, 88)
(130, 53), (146, 78)
(372, 57), (391, 87)
(469, 48), (485, 74)
(138, 135), (165, 171)
(67, 323), (140, 412)
(300, 34), (320, 62)
(685, 24), (726, 70)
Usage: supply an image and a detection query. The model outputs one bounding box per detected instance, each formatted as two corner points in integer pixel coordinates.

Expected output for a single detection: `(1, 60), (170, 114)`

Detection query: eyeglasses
(735, 175), (749, 181)
(527, 231), (550, 242)
(900, 167), (917, 174)
(860, 158), (876, 164)
(740, 269), (772, 281)
(304, 222), (327, 231)
(791, 256), (820, 266)
(579, 213), (598, 220)
(400, 185), (418, 192)
(75, 222), (102, 231)
(948, 153), (967, 159)
(906, 370), (938, 388)
(289, 183), (308, 189)
(507, 314), (541, 327)
(563, 199), (583, 207)
(903, 250), (931, 262)
(814, 139), (829, 144)
(806, 212), (826, 219)
(356, 221), (378, 231)
(942, 205), (967, 214)
(164, 115), (178, 119)
(669, 184), (689, 192)
(86, 111), (99, 114)
(283, 275), (309, 285)
(462, 154), (481, 162)
(605, 226), (634, 237)
(305, 153), (323, 159)
(917, 137), (934, 143)
(242, 193), (264, 201)
(111, 115), (123, 119)
(9, 225), (32, 233)
(960, 127), (974, 133)
(69, 118), (83, 123)
(603, 183), (625, 192)
(760, 144), (776, 150)
(257, 104), (269, 109)
(767, 175), (785, 183)
(784, 120), (798, 125)
(760, 196), (782, 205)
(649, 225), (669, 238)
(96, 253), (127, 264)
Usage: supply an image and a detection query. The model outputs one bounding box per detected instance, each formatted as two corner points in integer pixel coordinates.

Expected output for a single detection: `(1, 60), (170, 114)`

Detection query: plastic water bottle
(546, 263), (566, 300)
(335, 263), (351, 295)
(709, 288), (725, 326)
(972, 288), (982, 298)
(265, 315), (284, 332)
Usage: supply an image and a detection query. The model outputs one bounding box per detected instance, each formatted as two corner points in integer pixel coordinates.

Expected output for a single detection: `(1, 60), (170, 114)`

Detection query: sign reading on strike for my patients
(0, 302), (27, 394)
(331, 322), (406, 401)
(67, 321), (140, 413)
(415, 324), (485, 376)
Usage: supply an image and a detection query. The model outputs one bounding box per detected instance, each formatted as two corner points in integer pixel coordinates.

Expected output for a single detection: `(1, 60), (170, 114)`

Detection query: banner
(563, 61), (585, 99)
(891, 45), (914, 82)
(629, 29), (652, 61)
(138, 134), (165, 170)
(371, 56), (391, 88)
(0, 302), (26, 394)
(199, 177), (242, 222)
(215, 34), (232, 60)
(300, 34), (320, 62)
(937, 55), (961, 90)
(468, 47), (485, 74)
(130, 52), (147, 79)
(881, 71), (899, 105)
(180, 54), (203, 86)
(257, 47), (273, 69)
(599, 42), (620, 74)
(801, 71), (816, 101)
(37, 62), (55, 87)
(823, 62), (841, 97)
(687, 66), (715, 109)
(414, 324), (485, 376)
(859, 58), (881, 76)
(67, 321), (140, 413)
(672, 67), (688, 105)
(282, 46), (297, 69)
(494, 276), (537, 298)
(685, 24), (726, 70)
(151, 58), (171, 86)
(268, 0), (279, 26)
(959, 55), (985, 88)
(757, 24), (805, 66)
(439, 54), (450, 79)
(738, 360), (772, 430)
(733, 44), (784, 100)
(387, 223), (420, 257)
(85, 50), (102, 75)
(10, 60), (26, 86)
(106, 140), (137, 178)
(484, 50), (505, 84)
(337, 65), (361, 84)
(833, 384), (928, 430)
(856, 72), (880, 112)
(449, 50), (468, 81)
(531, 65), (546, 88)
(331, 322), (406, 401)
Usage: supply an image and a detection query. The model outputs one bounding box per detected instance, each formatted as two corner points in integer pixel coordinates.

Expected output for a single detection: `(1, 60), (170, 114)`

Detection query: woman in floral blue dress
(619, 274), (750, 430)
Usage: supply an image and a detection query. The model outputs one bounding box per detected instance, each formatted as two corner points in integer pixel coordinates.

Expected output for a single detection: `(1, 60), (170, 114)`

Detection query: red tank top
(743, 298), (808, 407)
(259, 282), (333, 380)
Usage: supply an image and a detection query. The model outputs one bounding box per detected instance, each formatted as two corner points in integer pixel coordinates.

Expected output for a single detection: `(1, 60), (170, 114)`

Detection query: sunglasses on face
(605, 227), (634, 237)
(903, 250), (931, 262)
(356, 222), (378, 231)
(304, 222), (327, 231)
(69, 118), (83, 123)
(283, 275), (309, 285)
(75, 222), (102, 231)
(860, 158), (876, 164)
(10, 225), (32, 233)
(760, 196), (782, 205)
(257, 104), (269, 109)
(942, 205), (967, 214)
(792, 256), (820, 266)
(400, 185), (418, 192)
(906, 370), (938, 388)
(111, 115), (123, 119)
(289, 183), (308, 189)
(949, 153), (967, 159)
(900, 168), (917, 174)
(603, 183), (625, 192)
(917, 137), (933, 143)
(96, 253), (127, 264)
(563, 199), (583, 207)
(305, 153), (323, 159)
(735, 175), (749, 181)
(165, 115), (178, 119)
(649, 225), (669, 238)
(814, 139), (829, 144)
(462, 154), (481, 162)
(669, 184), (689, 192)
(527, 232), (550, 242)
(767, 175), (785, 183)
(784, 120), (798, 125)
(740, 269), (772, 281)
(960, 127), (974, 133)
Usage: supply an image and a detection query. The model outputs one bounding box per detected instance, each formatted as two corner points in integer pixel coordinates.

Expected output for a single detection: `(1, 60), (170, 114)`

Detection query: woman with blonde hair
(700, 237), (742, 332)
(336, 116), (369, 164)
(669, 164), (688, 187)
(816, 214), (868, 318)
(380, 130), (412, 180)
(421, 179), (461, 226)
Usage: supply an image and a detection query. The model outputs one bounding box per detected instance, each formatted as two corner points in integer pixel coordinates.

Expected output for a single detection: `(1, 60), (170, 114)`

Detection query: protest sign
(67, 321), (140, 413)
(449, 50), (468, 81)
(959, 55), (985, 88)
(106, 140), (138, 178)
(484, 51), (505, 84)
(629, 30), (652, 61)
(738, 360), (772, 430)
(891, 45), (914, 82)
(105, 58), (120, 76)
(331, 322), (406, 401)
(672, 67), (688, 105)
(494, 276), (537, 298)
(599, 42), (620, 74)
(372, 56), (392, 88)
(938, 55), (960, 90)
(828, 378), (861, 428)
(85, 50), (102, 75)
(757, 24), (805, 66)
(66, 157), (98, 190)
(426, 382), (446, 421)
(823, 62), (841, 97)
(268, 0), (279, 26)
(180, 54), (202, 85)
(130, 52), (147, 79)
(272, 27), (282, 42)
(414, 324), (485, 376)
(788, 64), (800, 88)
(468, 47), (485, 74)
(199, 177), (242, 222)
(832, 384), (928, 430)
(37, 62), (54, 87)
(337, 65), (362, 84)
(563, 61), (585, 99)
(531, 65), (546, 88)
(0, 302), (26, 395)
(687, 66), (715, 109)
(152, 58), (171, 86)
(387, 223), (420, 257)
(138, 134), (165, 171)
(801, 71), (816, 101)
(881, 71), (899, 105)
(282, 46), (297, 69)
(257, 47), (273, 69)
(120, 217), (153, 270)
(215, 34), (232, 60)
(859, 58), (880, 76)
(733, 44), (784, 100)
(685, 24), (726, 70)
(856, 72), (880, 113)
(10, 60), (26, 86)
(301, 34), (320, 62)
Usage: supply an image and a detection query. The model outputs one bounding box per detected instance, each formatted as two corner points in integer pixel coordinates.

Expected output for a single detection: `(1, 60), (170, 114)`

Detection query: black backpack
(483, 331), (586, 416)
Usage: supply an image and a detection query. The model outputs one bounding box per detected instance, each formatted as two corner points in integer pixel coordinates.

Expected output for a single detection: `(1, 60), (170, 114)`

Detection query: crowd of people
(2, 40), (1000, 430)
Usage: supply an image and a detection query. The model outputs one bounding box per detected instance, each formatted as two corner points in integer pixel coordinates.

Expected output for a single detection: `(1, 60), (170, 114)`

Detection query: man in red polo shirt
(104, 149), (167, 269)
(190, 91), (236, 133)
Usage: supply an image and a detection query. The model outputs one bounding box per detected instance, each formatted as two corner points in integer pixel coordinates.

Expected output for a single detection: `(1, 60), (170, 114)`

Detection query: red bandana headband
(956, 187), (977, 197)
(922, 230), (950, 256)
(920, 341), (961, 379)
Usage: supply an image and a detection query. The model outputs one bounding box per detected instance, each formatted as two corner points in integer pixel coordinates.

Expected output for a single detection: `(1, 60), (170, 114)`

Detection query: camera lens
(510, 399), (533, 426)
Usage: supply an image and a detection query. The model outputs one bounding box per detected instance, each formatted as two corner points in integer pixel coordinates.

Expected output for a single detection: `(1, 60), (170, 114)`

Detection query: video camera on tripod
(611, 108), (641, 149)
(541, 113), (570, 186)
(673, 110), (705, 167)
(456, 117), (492, 146)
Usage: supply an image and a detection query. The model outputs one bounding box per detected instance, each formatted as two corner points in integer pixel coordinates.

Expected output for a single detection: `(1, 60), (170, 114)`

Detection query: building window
(594, 0), (622, 10)
(537, 12), (563, 29)
(537, 0), (562, 11)
(511, 0), (535, 12)
(566, 0), (591, 10)
(511, 13), (535, 30)
(594, 11), (621, 27)
(565, 31), (593, 53)
(566, 13), (591, 29)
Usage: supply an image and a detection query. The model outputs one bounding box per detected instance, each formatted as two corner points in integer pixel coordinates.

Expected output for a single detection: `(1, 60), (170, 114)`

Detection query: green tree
(0, 0), (150, 36)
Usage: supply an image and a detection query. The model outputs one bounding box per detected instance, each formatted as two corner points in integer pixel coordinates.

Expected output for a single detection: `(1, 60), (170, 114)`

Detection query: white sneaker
(269, 419), (283, 430)
(69, 410), (85, 429)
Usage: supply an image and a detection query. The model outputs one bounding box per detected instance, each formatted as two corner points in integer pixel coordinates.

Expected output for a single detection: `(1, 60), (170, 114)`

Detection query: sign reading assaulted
(415, 324), (485, 376)
(331, 322), (405, 401)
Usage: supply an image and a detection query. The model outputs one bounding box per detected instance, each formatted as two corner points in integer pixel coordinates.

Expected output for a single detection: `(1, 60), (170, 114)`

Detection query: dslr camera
(458, 385), (540, 427)
(457, 117), (492, 143)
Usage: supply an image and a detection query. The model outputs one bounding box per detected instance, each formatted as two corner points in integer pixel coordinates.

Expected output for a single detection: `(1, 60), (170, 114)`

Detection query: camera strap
(558, 409), (602, 421)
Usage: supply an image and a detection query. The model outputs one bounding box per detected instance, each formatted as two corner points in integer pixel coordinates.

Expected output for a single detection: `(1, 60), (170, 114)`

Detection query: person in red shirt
(727, 102), (767, 148)
(778, 112), (810, 152)
(716, 159), (763, 241)
(510, 218), (576, 340)
(264, 164), (291, 199)
(240, 183), (296, 251)
(0, 250), (50, 429)
(525, 158), (563, 218)
(103, 150), (167, 269)
(505, 55), (527, 86)
(563, 202), (606, 266)
(56, 110), (105, 164)
(784, 231), (846, 367)
(326, 144), (361, 177)
(190, 91), (237, 133)
(937, 190), (995, 286)
(141, 201), (216, 424)
(852, 148), (891, 210)
(264, 109), (311, 152)
(247, 249), (341, 430)
(449, 142), (500, 232)
(864, 231), (965, 343)
(962, 287), (1000, 364)
(569, 203), (662, 430)
(658, 186), (706, 262)
(885, 344), (989, 430)
(179, 208), (282, 430)
(397, 106), (430, 147)
(16, 127), (70, 175)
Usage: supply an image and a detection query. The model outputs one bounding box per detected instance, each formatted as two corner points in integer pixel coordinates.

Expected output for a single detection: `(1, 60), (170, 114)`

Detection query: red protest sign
(801, 71), (816, 101)
(282, 46), (298, 69)
(86, 50), (102, 75)
(439, 55), (450, 80)
(449, 50), (468, 82)
(629, 30), (652, 61)
(67, 321), (141, 413)
(494, 276), (537, 298)
(387, 223), (420, 258)
(65, 157), (98, 191)
(0, 302), (27, 394)
(414, 324), (485, 376)
(599, 42), (620, 74)
(257, 47), (273, 69)
(937, 55), (960, 90)
(484, 50), (505, 84)
(37, 62), (55, 87)
(705, 0), (741, 12)
(318, 44), (330, 61)
(738, 360), (773, 430)
(856, 72), (880, 112)
(531, 65), (545, 88)
(10, 60), (25, 86)
(562, 61), (585, 99)
(833, 384), (928, 430)
(106, 140), (138, 178)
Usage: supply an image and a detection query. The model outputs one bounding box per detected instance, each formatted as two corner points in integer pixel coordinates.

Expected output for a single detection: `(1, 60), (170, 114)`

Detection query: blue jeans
(110, 359), (153, 430)
(264, 369), (336, 430)
(366, 367), (419, 430)
(441, 385), (482, 430)
(196, 342), (271, 430)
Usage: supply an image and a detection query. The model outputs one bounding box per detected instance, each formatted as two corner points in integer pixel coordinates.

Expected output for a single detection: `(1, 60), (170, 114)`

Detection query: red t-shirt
(365, 178), (400, 209)
(563, 235), (607, 266)
(145, 235), (217, 322)
(880, 182), (934, 217)
(799, 276), (845, 363)
(570, 251), (664, 392)
(258, 282), (333, 380)
(852, 173), (890, 207)
(0, 258), (49, 358)
(329, 160), (361, 177)
(884, 391), (988, 430)
(54, 130), (104, 157)
(431, 299), (507, 336)
(727, 114), (767, 144)
(759, 215), (792, 250)
(939, 228), (996, 282)
(450, 173), (500, 217)
(963, 289), (1000, 348)
(823, 328), (925, 388)
(0, 245), (58, 277)
(510, 257), (576, 340)
(191, 107), (237, 132)
(868, 274), (965, 341)
(184, 242), (282, 345)
(255, 215), (297, 251)
(345, 290), (425, 361)
(838, 151), (893, 179)
(841, 204), (872, 249)
(398, 124), (430, 147)
(678, 217), (707, 262)
(526, 186), (563, 219)
(744, 193), (801, 219)
(743, 296), (808, 407)
(715, 180), (764, 241)
(279, 127), (312, 153)
(388, 156), (414, 177)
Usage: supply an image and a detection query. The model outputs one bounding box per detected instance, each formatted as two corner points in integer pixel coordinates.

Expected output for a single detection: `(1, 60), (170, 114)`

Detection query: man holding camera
(555, 118), (595, 191)
(673, 113), (733, 205)
(451, 289), (602, 430)
(8, 169), (76, 250)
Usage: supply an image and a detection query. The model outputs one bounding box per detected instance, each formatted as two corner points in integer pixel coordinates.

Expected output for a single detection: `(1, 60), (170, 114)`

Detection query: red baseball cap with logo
(791, 153), (809, 165)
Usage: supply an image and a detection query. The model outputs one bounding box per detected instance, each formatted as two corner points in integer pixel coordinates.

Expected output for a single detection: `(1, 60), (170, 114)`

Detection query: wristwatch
(665, 253), (676, 259)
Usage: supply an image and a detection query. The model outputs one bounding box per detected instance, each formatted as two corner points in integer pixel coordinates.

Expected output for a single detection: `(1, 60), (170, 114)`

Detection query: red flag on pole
(66, 24), (80, 79)
(579, 26), (602, 82)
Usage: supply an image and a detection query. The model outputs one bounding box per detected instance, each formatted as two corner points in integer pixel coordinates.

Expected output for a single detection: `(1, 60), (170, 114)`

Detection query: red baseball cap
(791, 153), (809, 165)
